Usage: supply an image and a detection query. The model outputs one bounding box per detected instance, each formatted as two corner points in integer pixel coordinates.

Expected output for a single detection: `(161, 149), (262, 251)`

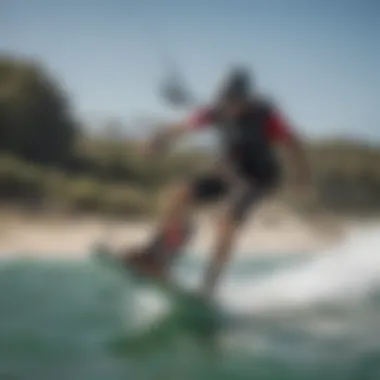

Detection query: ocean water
(1, 227), (380, 380)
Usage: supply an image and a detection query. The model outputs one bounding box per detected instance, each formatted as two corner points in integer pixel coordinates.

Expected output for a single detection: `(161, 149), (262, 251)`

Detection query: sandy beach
(0, 202), (348, 260)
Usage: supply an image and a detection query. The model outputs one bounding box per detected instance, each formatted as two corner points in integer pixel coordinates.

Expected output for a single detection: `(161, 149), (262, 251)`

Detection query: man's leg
(118, 180), (195, 279)
(202, 183), (268, 298)
(123, 174), (227, 279)
(146, 181), (194, 254)
(202, 210), (238, 297)
(142, 175), (228, 269)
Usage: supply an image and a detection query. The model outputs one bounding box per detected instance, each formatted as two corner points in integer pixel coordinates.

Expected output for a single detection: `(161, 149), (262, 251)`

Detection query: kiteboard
(91, 243), (222, 335)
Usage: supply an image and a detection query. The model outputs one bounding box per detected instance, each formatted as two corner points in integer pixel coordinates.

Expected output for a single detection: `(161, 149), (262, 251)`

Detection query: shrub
(0, 154), (45, 200)
(101, 185), (156, 217)
(62, 177), (103, 212)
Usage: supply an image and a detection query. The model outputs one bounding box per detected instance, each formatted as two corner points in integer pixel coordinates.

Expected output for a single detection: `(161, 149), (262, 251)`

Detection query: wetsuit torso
(213, 102), (280, 182)
(188, 98), (293, 184)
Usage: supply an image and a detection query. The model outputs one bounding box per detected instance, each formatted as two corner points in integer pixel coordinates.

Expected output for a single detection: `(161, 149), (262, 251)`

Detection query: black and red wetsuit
(186, 98), (295, 221)
(140, 98), (296, 270)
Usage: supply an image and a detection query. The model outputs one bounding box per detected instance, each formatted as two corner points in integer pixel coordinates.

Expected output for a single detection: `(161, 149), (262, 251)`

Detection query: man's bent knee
(158, 181), (194, 220)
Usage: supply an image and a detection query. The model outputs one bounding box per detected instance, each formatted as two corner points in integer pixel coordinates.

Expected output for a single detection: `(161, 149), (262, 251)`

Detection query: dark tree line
(0, 55), (78, 166)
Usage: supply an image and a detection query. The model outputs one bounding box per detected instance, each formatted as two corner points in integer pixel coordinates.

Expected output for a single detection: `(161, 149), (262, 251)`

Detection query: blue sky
(1, 0), (379, 140)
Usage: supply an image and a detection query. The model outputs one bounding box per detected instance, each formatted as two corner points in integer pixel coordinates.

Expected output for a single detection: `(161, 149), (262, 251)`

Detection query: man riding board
(122, 67), (311, 300)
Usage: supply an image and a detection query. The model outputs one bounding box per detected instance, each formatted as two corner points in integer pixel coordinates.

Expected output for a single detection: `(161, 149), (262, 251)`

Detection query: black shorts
(190, 171), (280, 223)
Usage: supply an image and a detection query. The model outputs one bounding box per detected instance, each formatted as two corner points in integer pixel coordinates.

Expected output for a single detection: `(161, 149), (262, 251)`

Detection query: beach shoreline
(0, 203), (356, 260)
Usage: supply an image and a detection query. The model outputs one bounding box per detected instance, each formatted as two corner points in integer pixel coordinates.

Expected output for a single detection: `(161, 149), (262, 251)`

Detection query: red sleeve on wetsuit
(265, 110), (295, 143)
(186, 107), (215, 130)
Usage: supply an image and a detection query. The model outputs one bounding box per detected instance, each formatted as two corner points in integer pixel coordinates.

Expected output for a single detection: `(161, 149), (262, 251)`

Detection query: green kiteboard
(91, 245), (222, 336)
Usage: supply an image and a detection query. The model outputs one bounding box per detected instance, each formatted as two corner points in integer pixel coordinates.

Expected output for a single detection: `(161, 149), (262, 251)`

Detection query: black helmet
(217, 66), (252, 104)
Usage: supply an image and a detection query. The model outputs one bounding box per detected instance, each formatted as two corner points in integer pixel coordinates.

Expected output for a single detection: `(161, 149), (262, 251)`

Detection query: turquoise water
(1, 230), (380, 380)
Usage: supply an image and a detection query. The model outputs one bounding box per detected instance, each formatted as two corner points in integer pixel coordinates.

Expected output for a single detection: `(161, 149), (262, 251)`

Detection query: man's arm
(147, 122), (189, 153)
(146, 107), (214, 154)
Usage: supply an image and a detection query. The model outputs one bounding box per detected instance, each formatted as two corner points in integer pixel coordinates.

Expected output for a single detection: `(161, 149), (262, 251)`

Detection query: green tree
(0, 55), (78, 166)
